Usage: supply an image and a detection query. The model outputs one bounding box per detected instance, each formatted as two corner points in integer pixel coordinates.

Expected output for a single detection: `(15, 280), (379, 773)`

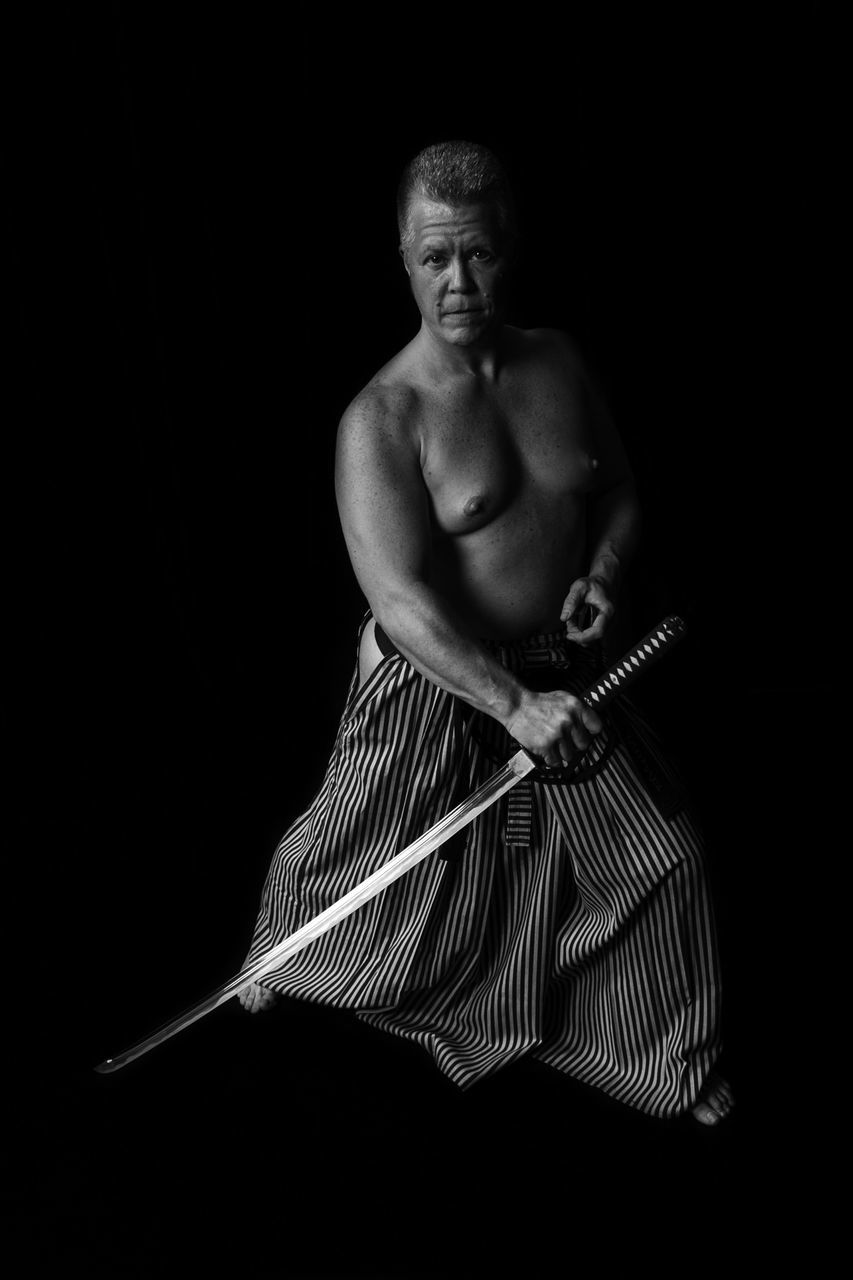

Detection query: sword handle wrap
(582, 614), (687, 711)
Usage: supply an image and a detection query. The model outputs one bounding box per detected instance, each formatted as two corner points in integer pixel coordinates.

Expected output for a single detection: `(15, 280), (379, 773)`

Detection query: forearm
(371, 582), (525, 728)
(586, 478), (642, 591)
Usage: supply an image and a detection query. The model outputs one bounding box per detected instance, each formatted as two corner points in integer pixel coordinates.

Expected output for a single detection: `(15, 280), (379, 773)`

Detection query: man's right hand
(504, 688), (603, 768)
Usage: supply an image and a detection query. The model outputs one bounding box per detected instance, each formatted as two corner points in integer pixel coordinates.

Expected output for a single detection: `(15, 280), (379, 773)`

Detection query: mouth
(443, 307), (485, 318)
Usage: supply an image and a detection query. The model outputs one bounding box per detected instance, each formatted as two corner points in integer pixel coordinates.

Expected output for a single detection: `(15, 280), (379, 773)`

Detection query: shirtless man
(240, 142), (732, 1127)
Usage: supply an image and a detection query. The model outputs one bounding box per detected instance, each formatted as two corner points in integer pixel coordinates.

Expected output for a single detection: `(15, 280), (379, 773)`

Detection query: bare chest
(418, 379), (599, 536)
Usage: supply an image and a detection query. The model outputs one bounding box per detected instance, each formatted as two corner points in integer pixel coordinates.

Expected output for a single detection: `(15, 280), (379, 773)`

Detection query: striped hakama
(246, 618), (721, 1119)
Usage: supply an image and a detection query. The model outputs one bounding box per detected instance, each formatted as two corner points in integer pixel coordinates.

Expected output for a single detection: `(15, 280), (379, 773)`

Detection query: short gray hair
(397, 140), (517, 252)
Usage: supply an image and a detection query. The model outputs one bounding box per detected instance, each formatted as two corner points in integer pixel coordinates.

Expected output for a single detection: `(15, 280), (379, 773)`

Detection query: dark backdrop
(9, 7), (838, 1275)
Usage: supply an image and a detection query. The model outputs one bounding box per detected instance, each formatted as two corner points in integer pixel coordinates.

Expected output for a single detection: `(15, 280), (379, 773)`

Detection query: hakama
(246, 618), (721, 1118)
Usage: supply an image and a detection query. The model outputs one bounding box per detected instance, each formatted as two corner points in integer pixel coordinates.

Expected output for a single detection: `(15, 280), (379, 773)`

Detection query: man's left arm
(561, 357), (642, 645)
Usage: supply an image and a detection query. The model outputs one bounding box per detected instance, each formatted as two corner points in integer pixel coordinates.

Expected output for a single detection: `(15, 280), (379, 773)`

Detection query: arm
(561, 353), (642, 644)
(335, 389), (602, 766)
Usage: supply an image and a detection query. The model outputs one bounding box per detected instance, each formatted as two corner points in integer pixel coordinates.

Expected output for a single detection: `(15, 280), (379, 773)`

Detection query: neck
(416, 322), (505, 382)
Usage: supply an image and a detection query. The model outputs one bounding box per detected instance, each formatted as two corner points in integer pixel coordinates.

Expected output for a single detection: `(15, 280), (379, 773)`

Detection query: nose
(448, 254), (474, 292)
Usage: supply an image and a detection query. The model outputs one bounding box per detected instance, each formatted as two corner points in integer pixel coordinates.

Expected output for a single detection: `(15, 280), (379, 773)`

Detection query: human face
(402, 198), (509, 347)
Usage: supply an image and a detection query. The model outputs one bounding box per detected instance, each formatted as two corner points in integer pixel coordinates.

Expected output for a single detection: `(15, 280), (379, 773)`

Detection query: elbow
(618, 477), (643, 525)
(369, 581), (430, 641)
(594, 474), (641, 519)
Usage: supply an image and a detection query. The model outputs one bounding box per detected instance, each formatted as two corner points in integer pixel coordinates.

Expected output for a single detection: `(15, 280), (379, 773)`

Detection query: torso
(368, 326), (601, 641)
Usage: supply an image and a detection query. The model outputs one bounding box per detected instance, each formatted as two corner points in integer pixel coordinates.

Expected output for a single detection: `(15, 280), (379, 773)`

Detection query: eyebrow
(418, 232), (496, 252)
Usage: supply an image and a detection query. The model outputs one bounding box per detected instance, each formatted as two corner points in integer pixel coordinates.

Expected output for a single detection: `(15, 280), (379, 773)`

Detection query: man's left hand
(560, 575), (615, 645)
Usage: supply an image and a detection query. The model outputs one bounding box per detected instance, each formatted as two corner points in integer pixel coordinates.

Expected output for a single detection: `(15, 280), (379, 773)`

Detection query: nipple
(463, 495), (486, 518)
(590, 457), (600, 470)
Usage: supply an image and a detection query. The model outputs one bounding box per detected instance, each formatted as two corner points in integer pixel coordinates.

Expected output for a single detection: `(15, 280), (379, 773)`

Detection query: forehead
(408, 198), (500, 244)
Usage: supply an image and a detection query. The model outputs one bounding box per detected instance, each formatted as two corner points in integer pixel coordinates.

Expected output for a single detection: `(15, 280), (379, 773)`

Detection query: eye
(470, 248), (495, 262)
(423, 253), (446, 267)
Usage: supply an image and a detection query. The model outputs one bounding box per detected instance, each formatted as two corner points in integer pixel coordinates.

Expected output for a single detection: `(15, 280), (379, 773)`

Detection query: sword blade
(95, 748), (536, 1073)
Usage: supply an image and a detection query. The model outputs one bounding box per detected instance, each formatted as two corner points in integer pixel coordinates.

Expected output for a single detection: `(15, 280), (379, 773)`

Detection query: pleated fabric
(245, 617), (721, 1118)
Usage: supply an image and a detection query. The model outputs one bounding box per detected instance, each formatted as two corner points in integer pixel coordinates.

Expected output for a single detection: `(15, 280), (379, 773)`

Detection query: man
(239, 141), (732, 1126)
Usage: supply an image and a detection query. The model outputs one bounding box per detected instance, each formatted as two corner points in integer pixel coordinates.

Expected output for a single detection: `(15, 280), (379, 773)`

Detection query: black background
(9, 6), (840, 1276)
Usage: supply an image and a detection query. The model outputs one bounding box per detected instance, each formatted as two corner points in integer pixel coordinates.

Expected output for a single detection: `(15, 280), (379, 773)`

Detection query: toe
(709, 1080), (735, 1114)
(236, 982), (276, 1013)
(692, 1072), (735, 1125)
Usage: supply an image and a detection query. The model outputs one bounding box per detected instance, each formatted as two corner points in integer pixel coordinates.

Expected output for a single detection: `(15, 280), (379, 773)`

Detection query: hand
(505, 688), (603, 768)
(560, 575), (615, 646)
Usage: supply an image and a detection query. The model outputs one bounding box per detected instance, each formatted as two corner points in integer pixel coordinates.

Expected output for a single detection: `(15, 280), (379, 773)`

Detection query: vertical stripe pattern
(246, 618), (721, 1118)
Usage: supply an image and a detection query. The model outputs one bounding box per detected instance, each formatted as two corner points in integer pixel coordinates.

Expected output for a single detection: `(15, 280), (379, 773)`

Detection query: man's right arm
(334, 390), (601, 767)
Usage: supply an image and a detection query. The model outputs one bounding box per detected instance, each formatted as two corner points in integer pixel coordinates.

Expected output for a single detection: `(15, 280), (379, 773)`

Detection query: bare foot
(237, 982), (279, 1014)
(692, 1073), (735, 1126)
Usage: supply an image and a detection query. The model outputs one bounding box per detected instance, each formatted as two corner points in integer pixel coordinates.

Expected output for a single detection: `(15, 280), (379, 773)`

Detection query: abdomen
(431, 492), (587, 641)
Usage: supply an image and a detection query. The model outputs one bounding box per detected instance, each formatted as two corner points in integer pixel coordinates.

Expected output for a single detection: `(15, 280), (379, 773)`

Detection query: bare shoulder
(335, 366), (428, 504)
(337, 377), (420, 456)
(335, 363), (429, 534)
(338, 336), (428, 444)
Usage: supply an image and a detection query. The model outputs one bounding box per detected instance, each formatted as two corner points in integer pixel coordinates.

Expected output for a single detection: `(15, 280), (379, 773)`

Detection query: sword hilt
(530, 614), (687, 781)
(581, 614), (687, 712)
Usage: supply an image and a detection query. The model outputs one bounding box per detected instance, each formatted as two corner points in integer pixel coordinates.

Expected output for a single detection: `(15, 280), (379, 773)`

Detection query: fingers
(543, 730), (581, 769)
(560, 579), (587, 624)
(551, 702), (604, 767)
(562, 590), (593, 632)
(581, 705), (603, 736)
(510, 690), (604, 765)
(566, 604), (613, 646)
(564, 704), (603, 755)
(568, 720), (593, 753)
(562, 575), (616, 645)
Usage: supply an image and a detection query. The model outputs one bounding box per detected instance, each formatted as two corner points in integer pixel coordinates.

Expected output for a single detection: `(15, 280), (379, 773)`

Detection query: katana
(95, 614), (686, 1074)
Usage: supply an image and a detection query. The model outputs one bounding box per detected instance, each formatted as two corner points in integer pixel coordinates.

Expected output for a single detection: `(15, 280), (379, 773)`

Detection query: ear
(399, 244), (411, 277)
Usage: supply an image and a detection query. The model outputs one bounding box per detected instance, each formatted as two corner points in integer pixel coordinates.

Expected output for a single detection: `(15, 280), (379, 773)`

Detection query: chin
(441, 318), (495, 345)
(446, 329), (487, 346)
